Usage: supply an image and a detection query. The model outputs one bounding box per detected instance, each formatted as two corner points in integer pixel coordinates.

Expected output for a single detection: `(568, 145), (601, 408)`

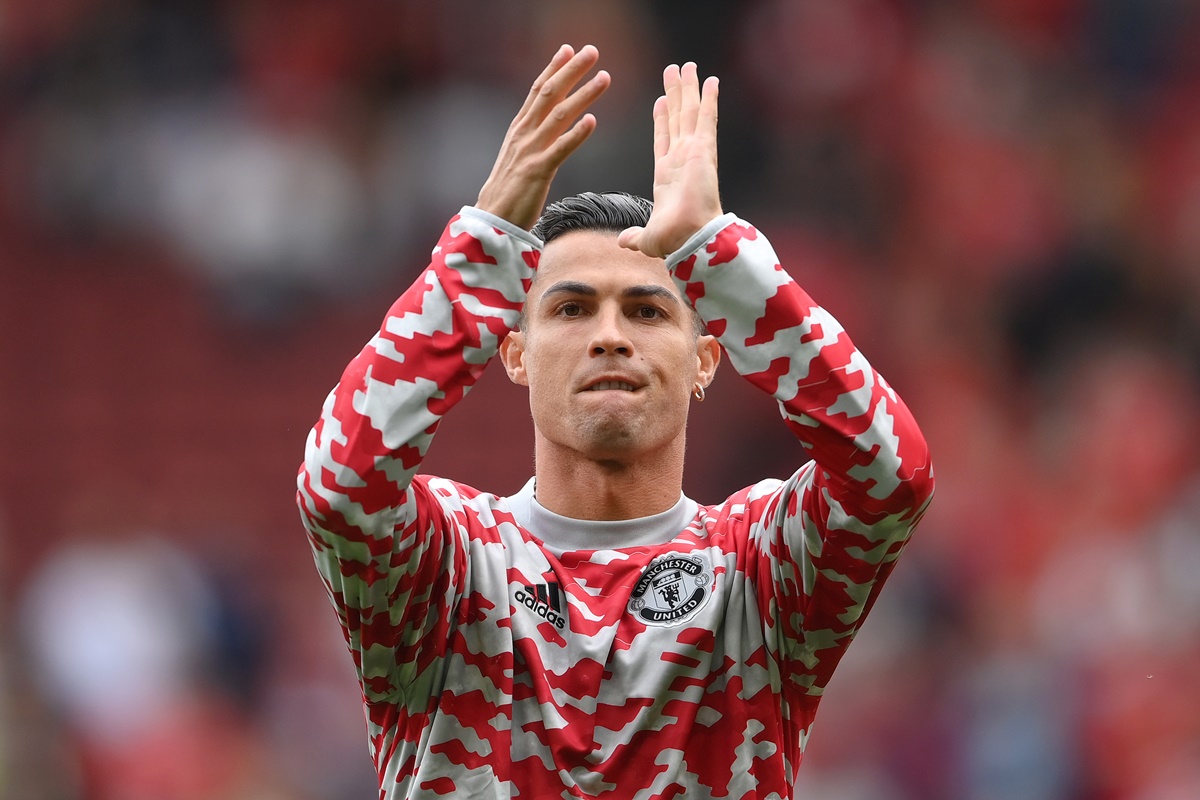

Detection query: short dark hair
(526, 192), (705, 336)
(532, 191), (653, 244)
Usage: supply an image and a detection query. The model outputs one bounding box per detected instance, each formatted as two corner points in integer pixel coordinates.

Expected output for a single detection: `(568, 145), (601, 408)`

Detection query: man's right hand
(476, 45), (611, 231)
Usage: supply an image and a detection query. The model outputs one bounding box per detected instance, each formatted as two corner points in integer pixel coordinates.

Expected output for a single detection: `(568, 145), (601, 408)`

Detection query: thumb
(617, 226), (644, 251)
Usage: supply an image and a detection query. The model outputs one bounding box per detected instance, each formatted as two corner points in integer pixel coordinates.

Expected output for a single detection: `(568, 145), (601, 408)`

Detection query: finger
(663, 64), (682, 142)
(698, 75), (719, 145)
(542, 112), (599, 172)
(530, 44), (601, 120)
(652, 95), (669, 160)
(518, 44), (575, 119)
(679, 62), (700, 136)
(540, 69), (610, 138)
(617, 226), (644, 251)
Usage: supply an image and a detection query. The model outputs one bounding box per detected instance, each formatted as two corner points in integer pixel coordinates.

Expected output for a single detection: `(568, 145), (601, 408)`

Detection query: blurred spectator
(18, 535), (231, 798)
(146, 99), (371, 320)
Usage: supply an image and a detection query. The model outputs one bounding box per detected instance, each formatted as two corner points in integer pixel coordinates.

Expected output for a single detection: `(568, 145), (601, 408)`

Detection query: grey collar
(504, 478), (699, 554)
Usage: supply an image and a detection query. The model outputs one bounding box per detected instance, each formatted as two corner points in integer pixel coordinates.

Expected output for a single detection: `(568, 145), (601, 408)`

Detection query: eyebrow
(539, 281), (680, 305)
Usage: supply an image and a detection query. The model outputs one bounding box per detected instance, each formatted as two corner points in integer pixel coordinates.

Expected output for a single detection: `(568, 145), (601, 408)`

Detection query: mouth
(586, 380), (638, 392)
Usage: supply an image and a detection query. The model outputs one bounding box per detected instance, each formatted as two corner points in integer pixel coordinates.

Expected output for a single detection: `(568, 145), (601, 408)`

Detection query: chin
(577, 420), (641, 454)
(581, 421), (690, 464)
(535, 403), (683, 460)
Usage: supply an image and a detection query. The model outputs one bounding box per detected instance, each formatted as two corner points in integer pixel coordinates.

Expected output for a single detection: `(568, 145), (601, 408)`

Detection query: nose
(589, 305), (632, 356)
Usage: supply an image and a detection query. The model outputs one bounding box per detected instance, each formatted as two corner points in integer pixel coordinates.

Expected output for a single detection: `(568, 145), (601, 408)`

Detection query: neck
(532, 434), (686, 521)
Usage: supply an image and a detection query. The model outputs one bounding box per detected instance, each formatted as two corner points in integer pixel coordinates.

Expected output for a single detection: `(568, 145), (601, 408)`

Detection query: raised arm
(629, 62), (934, 697)
(296, 45), (609, 704)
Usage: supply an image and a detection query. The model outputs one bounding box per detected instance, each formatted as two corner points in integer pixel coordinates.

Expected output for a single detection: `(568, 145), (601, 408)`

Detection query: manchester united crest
(627, 552), (714, 626)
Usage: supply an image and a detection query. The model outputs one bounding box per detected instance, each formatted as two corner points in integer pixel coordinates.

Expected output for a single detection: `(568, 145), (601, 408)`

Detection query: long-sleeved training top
(296, 206), (934, 799)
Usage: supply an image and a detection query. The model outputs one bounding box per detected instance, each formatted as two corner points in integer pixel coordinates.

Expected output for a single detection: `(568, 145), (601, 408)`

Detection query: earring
(693, 384), (705, 402)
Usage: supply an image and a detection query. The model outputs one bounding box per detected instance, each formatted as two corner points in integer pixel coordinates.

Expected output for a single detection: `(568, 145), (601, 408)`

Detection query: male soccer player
(297, 44), (933, 799)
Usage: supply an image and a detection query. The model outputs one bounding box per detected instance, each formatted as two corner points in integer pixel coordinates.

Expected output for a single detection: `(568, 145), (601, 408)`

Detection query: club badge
(627, 552), (714, 626)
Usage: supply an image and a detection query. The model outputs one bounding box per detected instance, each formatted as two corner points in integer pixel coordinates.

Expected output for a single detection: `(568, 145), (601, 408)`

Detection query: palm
(618, 64), (722, 259)
(477, 45), (611, 230)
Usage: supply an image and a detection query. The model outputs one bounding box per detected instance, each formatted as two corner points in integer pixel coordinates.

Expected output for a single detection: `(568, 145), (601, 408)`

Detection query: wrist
(460, 206), (545, 248)
(665, 212), (739, 270)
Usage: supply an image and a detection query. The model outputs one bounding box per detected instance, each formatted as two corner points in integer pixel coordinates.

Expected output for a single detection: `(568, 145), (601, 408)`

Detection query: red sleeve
(296, 207), (540, 702)
(671, 215), (935, 701)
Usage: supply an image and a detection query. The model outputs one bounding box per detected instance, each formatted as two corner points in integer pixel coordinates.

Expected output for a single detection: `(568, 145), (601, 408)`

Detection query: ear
(694, 333), (720, 388)
(499, 330), (529, 386)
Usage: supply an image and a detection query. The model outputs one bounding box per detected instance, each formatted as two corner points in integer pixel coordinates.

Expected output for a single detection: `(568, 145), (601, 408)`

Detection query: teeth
(590, 381), (635, 391)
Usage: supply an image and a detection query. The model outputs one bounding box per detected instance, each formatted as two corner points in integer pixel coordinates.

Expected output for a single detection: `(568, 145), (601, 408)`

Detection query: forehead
(530, 231), (681, 300)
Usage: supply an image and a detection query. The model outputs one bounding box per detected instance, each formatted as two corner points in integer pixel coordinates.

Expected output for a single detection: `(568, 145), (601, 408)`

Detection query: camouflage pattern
(297, 207), (934, 799)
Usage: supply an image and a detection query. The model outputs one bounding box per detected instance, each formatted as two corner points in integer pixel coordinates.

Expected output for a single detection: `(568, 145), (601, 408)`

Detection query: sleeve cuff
(459, 206), (545, 250)
(666, 212), (740, 270)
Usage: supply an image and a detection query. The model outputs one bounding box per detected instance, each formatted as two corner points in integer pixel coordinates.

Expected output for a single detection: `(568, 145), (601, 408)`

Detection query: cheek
(521, 347), (569, 404)
(666, 344), (702, 383)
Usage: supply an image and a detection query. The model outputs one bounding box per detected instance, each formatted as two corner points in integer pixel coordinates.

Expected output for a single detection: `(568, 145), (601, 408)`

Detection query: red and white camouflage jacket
(297, 207), (934, 799)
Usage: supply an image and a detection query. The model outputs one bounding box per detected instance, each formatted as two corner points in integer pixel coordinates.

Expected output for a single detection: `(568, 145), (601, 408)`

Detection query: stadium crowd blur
(2, 1), (1199, 798)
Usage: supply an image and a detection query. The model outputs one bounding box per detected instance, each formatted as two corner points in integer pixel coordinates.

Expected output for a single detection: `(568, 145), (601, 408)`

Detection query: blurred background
(2, 0), (1199, 798)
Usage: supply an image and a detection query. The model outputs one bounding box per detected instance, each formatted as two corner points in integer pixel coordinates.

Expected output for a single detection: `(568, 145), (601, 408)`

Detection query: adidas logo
(513, 582), (567, 631)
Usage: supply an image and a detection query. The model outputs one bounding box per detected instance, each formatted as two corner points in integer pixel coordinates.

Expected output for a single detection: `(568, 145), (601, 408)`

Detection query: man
(298, 44), (933, 799)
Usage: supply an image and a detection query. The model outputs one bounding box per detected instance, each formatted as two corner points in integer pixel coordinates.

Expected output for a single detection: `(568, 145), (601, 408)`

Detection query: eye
(558, 302), (584, 318)
(636, 306), (663, 320)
